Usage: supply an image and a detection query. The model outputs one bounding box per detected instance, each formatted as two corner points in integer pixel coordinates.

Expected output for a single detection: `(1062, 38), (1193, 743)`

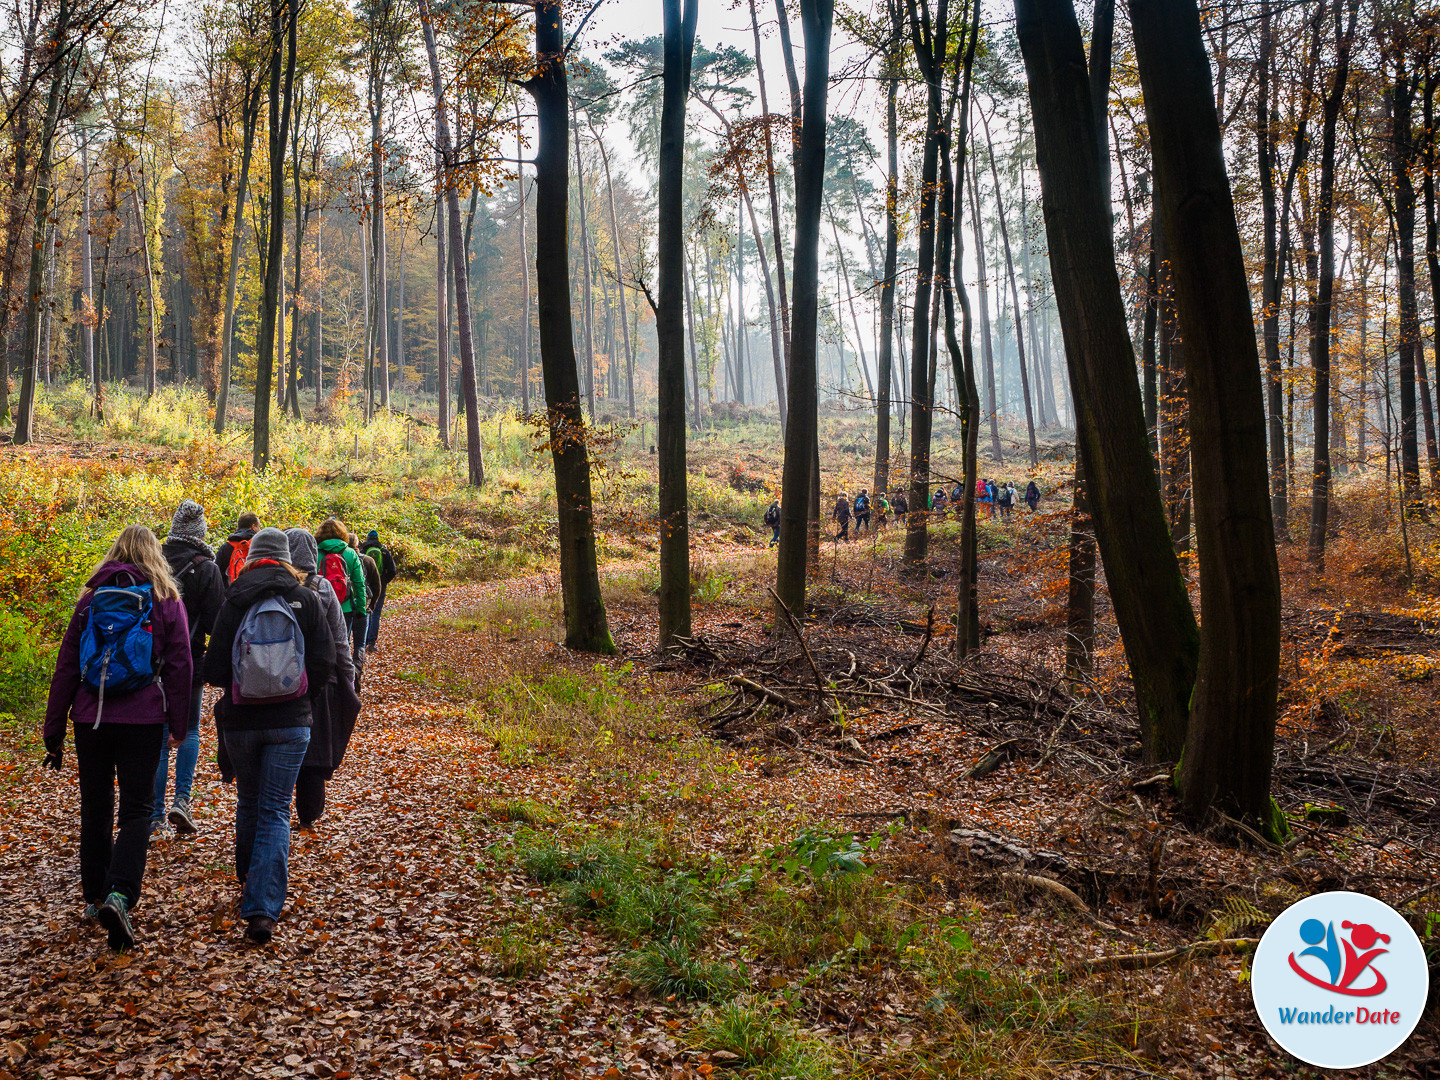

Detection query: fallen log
(1063, 937), (1258, 978)
(993, 873), (1116, 931)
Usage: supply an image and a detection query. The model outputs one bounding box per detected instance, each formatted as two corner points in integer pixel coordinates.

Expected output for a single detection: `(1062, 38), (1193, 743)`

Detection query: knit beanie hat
(170, 499), (209, 544)
(244, 526), (293, 567)
(284, 528), (319, 574)
(365, 529), (379, 548)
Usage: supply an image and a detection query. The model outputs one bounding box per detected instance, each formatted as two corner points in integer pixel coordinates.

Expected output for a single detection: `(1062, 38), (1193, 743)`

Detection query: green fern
(1207, 895), (1272, 940)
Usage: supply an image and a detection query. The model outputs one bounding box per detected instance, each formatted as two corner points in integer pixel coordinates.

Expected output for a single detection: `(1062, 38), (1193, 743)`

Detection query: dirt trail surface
(0, 578), (692, 1080)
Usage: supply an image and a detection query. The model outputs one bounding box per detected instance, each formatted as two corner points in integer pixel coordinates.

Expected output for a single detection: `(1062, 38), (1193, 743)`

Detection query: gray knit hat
(244, 526), (293, 568)
(284, 527), (319, 574)
(170, 499), (209, 544)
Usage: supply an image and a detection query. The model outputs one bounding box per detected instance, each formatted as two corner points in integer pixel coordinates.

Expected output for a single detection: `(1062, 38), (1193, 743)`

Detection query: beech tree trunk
(873, 0), (901, 495)
(773, 0), (833, 621)
(521, 0), (613, 653)
(1015, 0), (1198, 763)
(1130, 0), (1283, 829)
(216, 73), (264, 434)
(657, 0), (698, 649)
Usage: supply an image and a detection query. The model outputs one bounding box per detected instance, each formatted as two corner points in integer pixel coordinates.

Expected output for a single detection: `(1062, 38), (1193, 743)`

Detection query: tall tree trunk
(1015, 0), (1199, 764)
(253, 0), (299, 471)
(748, 0), (791, 374)
(967, 148), (1003, 462)
(572, 106), (596, 417)
(1393, 69), (1422, 508)
(80, 128), (96, 397)
(516, 106), (530, 419)
(417, 0), (482, 485)
(13, 1), (67, 444)
(520, 0), (613, 652)
(371, 88), (390, 413)
(1066, 0), (1112, 682)
(873, 0), (901, 494)
(595, 133), (634, 419)
(981, 107), (1038, 466)
(901, 0), (951, 571)
(1130, 0), (1283, 829)
(684, 252), (703, 424)
(1307, 0), (1358, 564)
(130, 181), (159, 399)
(314, 216), (323, 409)
(656, 0), (698, 647)
(436, 173), (450, 445)
(215, 75), (263, 434)
(773, 0), (833, 621)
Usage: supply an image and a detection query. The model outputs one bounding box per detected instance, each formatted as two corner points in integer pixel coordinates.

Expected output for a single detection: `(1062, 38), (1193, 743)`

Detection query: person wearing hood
(314, 518), (366, 672)
(284, 529), (360, 829)
(154, 500), (225, 836)
(216, 512), (261, 584)
(42, 525), (193, 951)
(360, 529), (397, 652)
(203, 528), (336, 944)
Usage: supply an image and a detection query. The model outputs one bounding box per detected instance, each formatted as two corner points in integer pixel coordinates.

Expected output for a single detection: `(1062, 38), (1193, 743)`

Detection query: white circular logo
(1252, 891), (1429, 1069)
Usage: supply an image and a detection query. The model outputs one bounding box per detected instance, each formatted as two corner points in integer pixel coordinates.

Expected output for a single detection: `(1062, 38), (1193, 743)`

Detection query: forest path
(0, 573), (693, 1080)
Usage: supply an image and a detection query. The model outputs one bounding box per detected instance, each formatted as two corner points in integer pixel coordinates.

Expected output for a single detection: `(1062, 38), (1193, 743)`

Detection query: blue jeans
(223, 725), (310, 921)
(365, 595), (385, 648)
(153, 685), (203, 815)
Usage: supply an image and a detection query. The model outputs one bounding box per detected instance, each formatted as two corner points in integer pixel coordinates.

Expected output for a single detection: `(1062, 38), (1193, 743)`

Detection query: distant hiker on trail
(155, 500), (225, 838)
(892, 491), (909, 522)
(43, 525), (193, 952)
(998, 482), (1015, 522)
(351, 534), (381, 689)
(1025, 480), (1041, 512)
(832, 494), (852, 541)
(203, 527), (336, 945)
(986, 479), (998, 511)
(315, 518), (366, 674)
(853, 490), (872, 534)
(361, 530), (398, 653)
(978, 478), (994, 520)
(876, 493), (891, 529)
(763, 499), (781, 546)
(933, 487), (948, 517)
(951, 481), (965, 506)
(285, 529), (361, 832)
(217, 512), (261, 584)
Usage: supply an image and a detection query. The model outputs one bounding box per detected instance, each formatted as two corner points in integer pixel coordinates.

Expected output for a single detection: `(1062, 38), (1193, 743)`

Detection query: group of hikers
(41, 503), (397, 951)
(764, 477), (1043, 544)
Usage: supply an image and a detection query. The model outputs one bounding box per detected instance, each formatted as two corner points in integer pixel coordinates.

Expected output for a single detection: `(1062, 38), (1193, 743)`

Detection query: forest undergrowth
(1, 397), (1438, 1078)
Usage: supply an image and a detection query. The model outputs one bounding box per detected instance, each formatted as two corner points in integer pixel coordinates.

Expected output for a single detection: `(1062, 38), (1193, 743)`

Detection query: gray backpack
(231, 595), (309, 704)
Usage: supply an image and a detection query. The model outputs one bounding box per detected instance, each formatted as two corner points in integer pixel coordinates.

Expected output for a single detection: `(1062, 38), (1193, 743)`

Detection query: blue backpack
(231, 595), (309, 704)
(78, 575), (156, 726)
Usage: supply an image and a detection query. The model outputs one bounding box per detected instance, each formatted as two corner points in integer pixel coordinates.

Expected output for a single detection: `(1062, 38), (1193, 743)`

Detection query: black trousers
(74, 722), (164, 907)
(295, 768), (327, 825)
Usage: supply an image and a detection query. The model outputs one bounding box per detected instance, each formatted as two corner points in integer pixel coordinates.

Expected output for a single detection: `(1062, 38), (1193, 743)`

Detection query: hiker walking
(203, 528), (336, 945)
(361, 530), (397, 653)
(1025, 480), (1041, 512)
(892, 491), (909, 522)
(285, 530), (361, 831)
(42, 525), (193, 951)
(998, 482), (1015, 522)
(876, 492), (891, 529)
(933, 486), (949, 517)
(978, 478), (993, 520)
(155, 500), (225, 837)
(216, 512), (261, 584)
(763, 499), (781, 546)
(314, 518), (366, 676)
(853, 490), (872, 534)
(832, 493), (852, 541)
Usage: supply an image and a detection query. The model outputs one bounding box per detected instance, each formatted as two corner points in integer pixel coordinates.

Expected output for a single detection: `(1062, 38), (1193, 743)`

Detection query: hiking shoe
(83, 903), (100, 923)
(150, 817), (166, 838)
(245, 916), (276, 945)
(97, 893), (136, 952)
(168, 798), (197, 835)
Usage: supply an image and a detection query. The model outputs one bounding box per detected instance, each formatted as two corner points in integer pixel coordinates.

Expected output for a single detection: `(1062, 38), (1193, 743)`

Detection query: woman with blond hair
(42, 525), (193, 951)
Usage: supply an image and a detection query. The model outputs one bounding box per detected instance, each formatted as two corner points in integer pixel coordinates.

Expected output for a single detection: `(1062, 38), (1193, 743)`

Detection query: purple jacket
(43, 562), (192, 743)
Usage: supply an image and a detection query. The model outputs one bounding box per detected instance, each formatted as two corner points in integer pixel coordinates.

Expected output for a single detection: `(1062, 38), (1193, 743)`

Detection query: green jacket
(318, 537), (367, 614)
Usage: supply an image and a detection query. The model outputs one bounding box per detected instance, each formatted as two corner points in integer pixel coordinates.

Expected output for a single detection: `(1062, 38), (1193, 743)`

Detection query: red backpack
(226, 538), (251, 583)
(322, 551), (350, 604)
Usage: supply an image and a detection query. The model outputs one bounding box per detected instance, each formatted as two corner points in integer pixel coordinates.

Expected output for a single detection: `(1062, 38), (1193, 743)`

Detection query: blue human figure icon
(1299, 918), (1342, 985)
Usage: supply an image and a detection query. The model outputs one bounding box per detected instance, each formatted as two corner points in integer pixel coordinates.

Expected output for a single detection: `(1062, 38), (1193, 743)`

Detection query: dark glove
(42, 733), (63, 771)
